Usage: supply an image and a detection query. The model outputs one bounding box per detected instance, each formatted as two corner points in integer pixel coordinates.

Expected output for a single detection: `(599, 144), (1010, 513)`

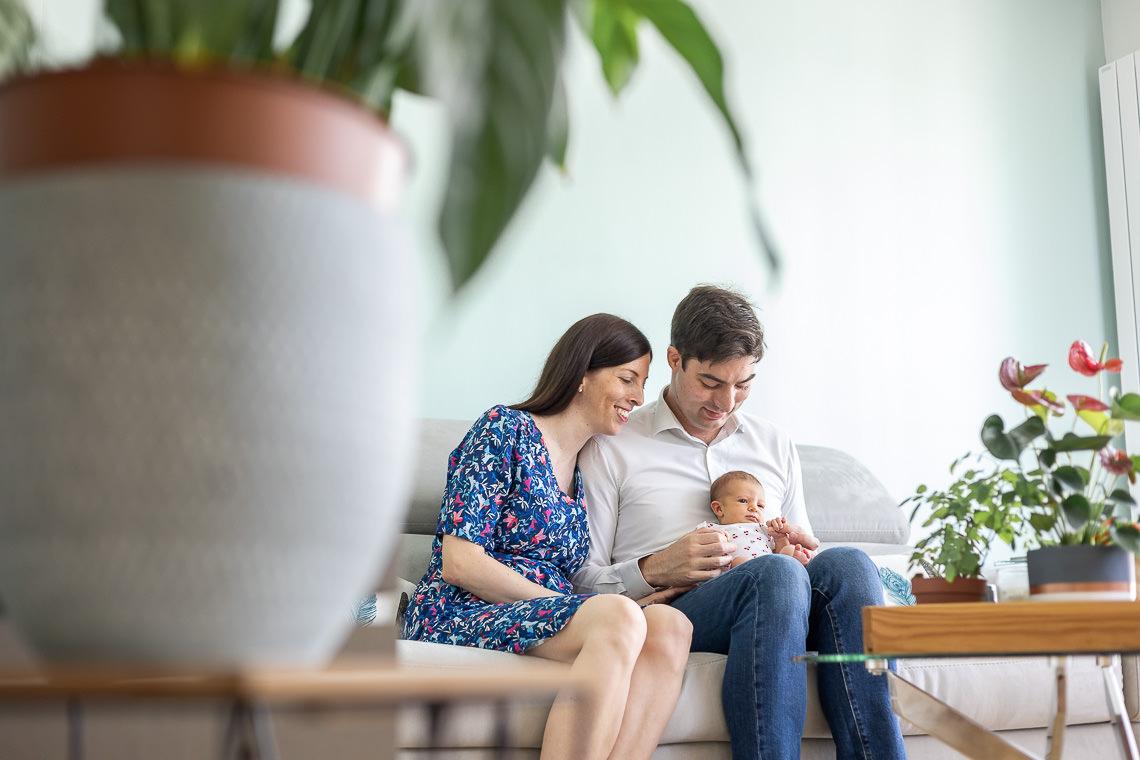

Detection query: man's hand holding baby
(639, 527), (737, 587)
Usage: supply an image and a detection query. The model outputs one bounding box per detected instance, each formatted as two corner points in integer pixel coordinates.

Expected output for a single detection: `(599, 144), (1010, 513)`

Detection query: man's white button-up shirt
(572, 388), (811, 599)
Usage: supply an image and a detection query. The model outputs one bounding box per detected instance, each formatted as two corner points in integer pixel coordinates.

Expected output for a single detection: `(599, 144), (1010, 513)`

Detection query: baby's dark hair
(710, 470), (763, 504)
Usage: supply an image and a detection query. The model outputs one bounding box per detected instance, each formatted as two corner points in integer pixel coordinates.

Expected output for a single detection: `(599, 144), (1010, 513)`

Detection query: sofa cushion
(799, 446), (910, 544)
(396, 640), (1119, 747)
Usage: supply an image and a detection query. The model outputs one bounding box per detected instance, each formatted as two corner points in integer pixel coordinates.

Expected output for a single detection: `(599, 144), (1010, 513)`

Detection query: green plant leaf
(1113, 522), (1140, 554)
(1112, 393), (1140, 421)
(1052, 465), (1088, 491)
(290, 0), (361, 80)
(1051, 433), (1113, 452)
(1009, 415), (1046, 450)
(417, 0), (567, 288)
(981, 415), (1018, 461)
(107, 0), (284, 64)
(588, 0), (640, 95)
(1061, 493), (1093, 532)
(1107, 489), (1137, 507)
(546, 71), (570, 169)
(0, 0), (34, 76)
(1077, 409), (1125, 437)
(1040, 448), (1057, 468)
(1029, 512), (1057, 532)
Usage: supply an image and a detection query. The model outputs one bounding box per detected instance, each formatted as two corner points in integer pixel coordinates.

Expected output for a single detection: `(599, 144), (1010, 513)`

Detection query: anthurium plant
(907, 340), (1140, 580)
(0, 0), (775, 290)
(988, 341), (1140, 553)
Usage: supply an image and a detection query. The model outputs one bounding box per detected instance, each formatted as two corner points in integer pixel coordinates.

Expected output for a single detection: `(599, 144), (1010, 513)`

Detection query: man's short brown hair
(710, 470), (763, 503)
(671, 285), (765, 366)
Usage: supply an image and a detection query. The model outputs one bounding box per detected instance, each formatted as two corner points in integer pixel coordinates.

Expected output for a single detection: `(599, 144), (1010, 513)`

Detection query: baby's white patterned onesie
(696, 520), (778, 561)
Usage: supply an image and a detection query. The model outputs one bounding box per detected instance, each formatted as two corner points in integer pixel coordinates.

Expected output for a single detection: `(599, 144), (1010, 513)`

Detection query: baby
(697, 470), (819, 568)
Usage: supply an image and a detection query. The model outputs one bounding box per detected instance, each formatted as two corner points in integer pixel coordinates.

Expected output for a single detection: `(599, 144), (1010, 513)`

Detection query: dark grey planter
(1027, 545), (1136, 601)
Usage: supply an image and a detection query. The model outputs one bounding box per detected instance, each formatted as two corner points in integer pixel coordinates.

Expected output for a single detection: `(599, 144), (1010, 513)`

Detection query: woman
(403, 314), (692, 760)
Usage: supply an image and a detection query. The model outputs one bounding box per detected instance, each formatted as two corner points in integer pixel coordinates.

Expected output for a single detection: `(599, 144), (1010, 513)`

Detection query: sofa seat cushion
(397, 641), (1118, 747)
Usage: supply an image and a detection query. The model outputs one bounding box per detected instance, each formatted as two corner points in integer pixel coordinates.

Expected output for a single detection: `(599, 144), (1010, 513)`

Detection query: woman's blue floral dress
(401, 406), (595, 654)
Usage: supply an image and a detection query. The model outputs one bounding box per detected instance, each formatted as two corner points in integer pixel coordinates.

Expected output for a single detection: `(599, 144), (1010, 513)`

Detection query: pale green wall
(30, 0), (1114, 526)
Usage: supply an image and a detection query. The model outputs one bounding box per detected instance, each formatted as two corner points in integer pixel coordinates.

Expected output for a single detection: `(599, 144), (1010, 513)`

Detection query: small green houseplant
(903, 456), (1032, 602)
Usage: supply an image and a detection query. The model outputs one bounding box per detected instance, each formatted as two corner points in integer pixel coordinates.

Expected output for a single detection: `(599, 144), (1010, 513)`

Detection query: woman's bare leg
(606, 605), (692, 760)
(527, 594), (647, 760)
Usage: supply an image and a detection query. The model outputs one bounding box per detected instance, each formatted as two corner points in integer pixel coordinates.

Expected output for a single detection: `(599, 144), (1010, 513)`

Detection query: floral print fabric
(402, 406), (594, 653)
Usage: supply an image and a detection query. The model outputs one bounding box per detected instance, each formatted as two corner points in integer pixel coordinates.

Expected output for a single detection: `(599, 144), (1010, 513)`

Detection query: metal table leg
(1045, 656), (1069, 760)
(1098, 655), (1140, 760)
(220, 699), (280, 760)
(493, 700), (509, 760)
(866, 659), (1035, 760)
(250, 703), (280, 760)
(67, 699), (84, 760)
(426, 702), (444, 760)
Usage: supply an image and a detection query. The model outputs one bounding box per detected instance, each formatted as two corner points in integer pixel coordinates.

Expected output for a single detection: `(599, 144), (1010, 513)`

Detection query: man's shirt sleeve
(572, 438), (656, 599)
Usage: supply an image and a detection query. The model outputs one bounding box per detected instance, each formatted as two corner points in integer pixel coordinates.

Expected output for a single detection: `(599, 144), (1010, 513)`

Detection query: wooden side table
(818, 601), (1140, 760)
(0, 658), (594, 760)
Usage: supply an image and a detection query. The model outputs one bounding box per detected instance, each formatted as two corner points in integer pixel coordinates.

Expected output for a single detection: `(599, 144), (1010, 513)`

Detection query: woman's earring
(578, 385), (584, 393)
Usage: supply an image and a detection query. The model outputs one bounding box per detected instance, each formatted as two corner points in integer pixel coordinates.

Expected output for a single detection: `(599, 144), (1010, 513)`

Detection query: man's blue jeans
(671, 547), (905, 759)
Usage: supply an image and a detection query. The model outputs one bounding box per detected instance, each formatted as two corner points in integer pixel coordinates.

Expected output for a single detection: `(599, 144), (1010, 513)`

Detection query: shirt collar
(651, 386), (744, 442)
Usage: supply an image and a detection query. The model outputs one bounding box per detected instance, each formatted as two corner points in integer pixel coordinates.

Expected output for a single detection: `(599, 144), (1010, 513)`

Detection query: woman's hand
(636, 585), (694, 607)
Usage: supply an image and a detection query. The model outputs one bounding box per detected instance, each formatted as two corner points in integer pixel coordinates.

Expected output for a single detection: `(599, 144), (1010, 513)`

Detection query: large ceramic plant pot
(0, 62), (415, 665)
(1027, 545), (1136, 601)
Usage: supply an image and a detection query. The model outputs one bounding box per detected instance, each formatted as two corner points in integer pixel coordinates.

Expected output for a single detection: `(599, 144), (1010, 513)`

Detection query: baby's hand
(765, 517), (789, 534)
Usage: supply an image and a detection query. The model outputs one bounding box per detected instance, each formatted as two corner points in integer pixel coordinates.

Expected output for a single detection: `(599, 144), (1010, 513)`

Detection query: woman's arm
(441, 534), (562, 603)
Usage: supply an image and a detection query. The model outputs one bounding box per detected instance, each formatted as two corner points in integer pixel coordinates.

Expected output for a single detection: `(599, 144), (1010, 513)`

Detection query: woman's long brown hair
(512, 314), (651, 416)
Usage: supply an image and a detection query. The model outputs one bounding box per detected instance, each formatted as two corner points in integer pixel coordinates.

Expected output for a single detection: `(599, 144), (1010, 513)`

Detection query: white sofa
(393, 419), (1140, 759)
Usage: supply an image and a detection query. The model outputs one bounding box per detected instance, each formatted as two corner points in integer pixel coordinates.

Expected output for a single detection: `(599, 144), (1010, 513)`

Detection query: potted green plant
(903, 456), (1030, 603)
(988, 342), (1140, 600)
(0, 0), (772, 666)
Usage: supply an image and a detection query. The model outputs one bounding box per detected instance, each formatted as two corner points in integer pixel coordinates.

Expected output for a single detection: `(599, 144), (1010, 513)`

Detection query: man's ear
(666, 346), (683, 372)
(710, 500), (724, 519)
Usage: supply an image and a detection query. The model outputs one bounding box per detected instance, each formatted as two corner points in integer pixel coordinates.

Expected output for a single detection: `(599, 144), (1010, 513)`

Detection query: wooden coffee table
(804, 601), (1140, 760)
(0, 658), (595, 760)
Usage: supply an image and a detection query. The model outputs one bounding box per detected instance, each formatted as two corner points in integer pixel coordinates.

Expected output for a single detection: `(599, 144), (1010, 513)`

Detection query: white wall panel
(1102, 58), (1140, 407)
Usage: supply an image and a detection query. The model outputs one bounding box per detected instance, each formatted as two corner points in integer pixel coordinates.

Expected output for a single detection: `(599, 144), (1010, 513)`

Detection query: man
(573, 285), (905, 759)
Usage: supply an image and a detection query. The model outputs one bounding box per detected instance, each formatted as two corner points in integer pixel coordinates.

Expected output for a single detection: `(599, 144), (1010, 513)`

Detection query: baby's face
(712, 481), (766, 525)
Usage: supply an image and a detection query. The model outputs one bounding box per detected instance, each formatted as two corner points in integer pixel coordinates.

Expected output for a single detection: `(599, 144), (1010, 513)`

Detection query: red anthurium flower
(1100, 447), (1136, 483)
(1069, 340), (1123, 377)
(1012, 389), (1065, 414)
(1066, 394), (1110, 412)
(999, 357), (1047, 391)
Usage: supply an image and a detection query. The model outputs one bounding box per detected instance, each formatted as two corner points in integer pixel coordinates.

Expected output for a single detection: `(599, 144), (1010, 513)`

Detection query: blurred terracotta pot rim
(0, 58), (408, 209)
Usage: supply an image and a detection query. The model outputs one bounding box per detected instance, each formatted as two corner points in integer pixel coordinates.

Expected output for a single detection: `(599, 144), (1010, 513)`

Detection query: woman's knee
(641, 605), (693, 669)
(579, 594), (647, 658)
